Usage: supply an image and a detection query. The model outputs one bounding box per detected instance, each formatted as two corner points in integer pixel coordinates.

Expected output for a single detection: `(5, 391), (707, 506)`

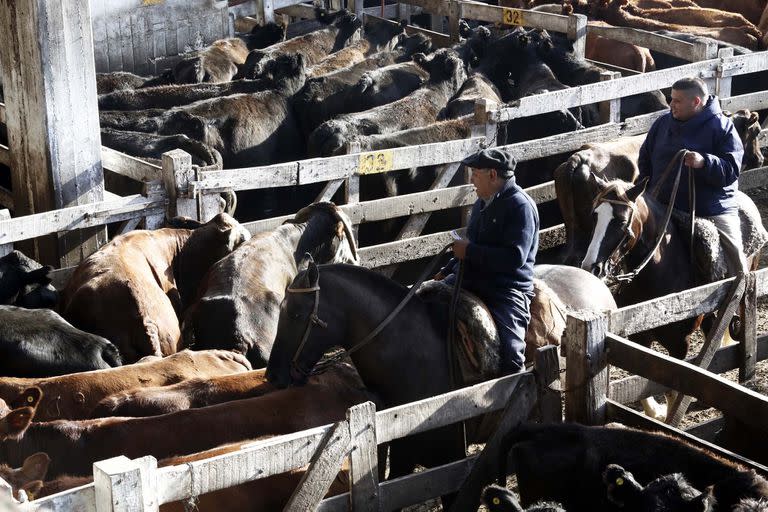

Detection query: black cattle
(0, 251), (56, 309)
(308, 48), (467, 156)
(100, 128), (223, 168)
(98, 53), (305, 111)
(95, 72), (151, 95)
(238, 9), (362, 79)
(603, 464), (713, 512)
(237, 21), (286, 50)
(482, 485), (566, 512)
(501, 423), (768, 512)
(0, 306), (122, 377)
(99, 54), (308, 168)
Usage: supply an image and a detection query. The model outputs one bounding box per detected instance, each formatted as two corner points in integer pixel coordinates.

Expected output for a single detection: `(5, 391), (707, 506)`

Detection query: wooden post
(397, 3), (412, 25)
(345, 142), (361, 242)
(141, 180), (166, 230)
(599, 71), (621, 124)
(563, 312), (608, 425)
(567, 14), (587, 60)
(0, 209), (11, 257)
(256, 0), (276, 25)
(0, 0), (106, 267)
(448, 375), (537, 512)
(447, 0), (461, 43)
(162, 150), (198, 221)
(716, 47), (735, 99)
(94, 456), (158, 512)
(699, 41), (719, 92)
(471, 99), (497, 147)
(740, 271), (757, 383)
(347, 402), (380, 512)
(534, 345), (562, 423)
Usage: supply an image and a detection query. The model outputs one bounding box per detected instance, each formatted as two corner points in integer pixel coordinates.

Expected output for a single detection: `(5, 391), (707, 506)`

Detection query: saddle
(671, 191), (768, 284)
(416, 279), (567, 386)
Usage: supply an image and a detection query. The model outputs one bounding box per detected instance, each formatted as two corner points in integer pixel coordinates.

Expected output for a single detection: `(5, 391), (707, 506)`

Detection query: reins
(289, 243), (455, 377)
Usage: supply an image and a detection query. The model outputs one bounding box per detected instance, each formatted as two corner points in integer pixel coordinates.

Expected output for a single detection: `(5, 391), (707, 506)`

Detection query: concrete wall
(91, 0), (242, 75)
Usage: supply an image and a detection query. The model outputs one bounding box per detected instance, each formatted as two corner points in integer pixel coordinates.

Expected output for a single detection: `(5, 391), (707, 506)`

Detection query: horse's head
(581, 175), (648, 279)
(266, 261), (338, 388)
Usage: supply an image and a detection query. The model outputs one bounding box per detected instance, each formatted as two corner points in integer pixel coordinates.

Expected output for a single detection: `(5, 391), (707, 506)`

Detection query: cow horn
(329, 204), (359, 262)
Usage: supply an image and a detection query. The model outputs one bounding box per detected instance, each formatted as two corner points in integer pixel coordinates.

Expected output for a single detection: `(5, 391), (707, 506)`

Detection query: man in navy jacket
(435, 148), (539, 374)
(638, 77), (746, 273)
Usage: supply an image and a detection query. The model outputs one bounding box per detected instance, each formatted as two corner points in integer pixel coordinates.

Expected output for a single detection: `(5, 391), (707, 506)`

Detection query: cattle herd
(1, 0), (768, 509)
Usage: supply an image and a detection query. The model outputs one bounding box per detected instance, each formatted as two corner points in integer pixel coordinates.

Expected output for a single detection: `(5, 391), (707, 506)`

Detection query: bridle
(595, 149), (691, 285)
(287, 244), (454, 378)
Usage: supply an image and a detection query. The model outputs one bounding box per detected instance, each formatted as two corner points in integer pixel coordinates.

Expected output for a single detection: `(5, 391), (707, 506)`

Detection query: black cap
(460, 148), (517, 177)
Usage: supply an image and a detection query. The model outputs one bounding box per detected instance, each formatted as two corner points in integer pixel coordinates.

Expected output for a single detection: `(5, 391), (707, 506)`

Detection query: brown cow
(554, 135), (645, 265)
(596, 0), (760, 49)
(58, 214), (251, 363)
(91, 369), (270, 418)
(585, 22), (656, 72)
(172, 38), (250, 84)
(0, 362), (374, 477)
(0, 350), (251, 422)
(0, 388), (41, 441)
(0, 452), (49, 502)
(691, 0), (766, 25)
(729, 109), (764, 170)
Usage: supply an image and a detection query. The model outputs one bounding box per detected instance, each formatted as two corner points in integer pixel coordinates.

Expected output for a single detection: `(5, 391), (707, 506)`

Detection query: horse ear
(588, 171), (608, 190)
(307, 259), (320, 287)
(749, 111), (760, 126)
(626, 177), (649, 202)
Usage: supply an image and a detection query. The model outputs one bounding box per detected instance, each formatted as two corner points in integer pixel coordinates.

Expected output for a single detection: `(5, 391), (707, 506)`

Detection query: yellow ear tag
(492, 497), (501, 505)
(27, 395), (34, 403)
(616, 477), (624, 486)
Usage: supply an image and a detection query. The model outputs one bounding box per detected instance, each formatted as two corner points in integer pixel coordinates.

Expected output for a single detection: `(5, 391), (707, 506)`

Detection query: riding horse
(580, 174), (762, 420)
(266, 261), (617, 498)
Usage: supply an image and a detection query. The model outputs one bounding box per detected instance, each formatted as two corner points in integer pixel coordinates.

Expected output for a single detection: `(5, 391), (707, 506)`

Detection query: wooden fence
(11, 346), (560, 512)
(563, 267), (768, 473)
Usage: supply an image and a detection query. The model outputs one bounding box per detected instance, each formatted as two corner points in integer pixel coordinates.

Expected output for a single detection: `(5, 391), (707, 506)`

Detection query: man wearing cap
(434, 148), (539, 374)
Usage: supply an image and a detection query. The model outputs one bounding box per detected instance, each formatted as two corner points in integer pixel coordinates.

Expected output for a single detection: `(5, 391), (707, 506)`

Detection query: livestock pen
(2, 1), (768, 511)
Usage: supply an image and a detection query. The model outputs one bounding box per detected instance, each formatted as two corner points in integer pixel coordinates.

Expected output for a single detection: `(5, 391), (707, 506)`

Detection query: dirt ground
(403, 186), (768, 512)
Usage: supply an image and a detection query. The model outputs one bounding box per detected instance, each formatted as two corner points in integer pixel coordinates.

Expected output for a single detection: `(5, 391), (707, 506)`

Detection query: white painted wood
(586, 24), (700, 61)
(101, 147), (163, 183)
(722, 90), (768, 114)
(347, 402), (380, 511)
(599, 72), (621, 125)
(716, 47), (735, 98)
(162, 150), (198, 220)
(395, 163), (461, 240)
(0, 194), (166, 246)
(315, 179), (344, 203)
(494, 58), (722, 122)
(0, 0), (106, 266)
(563, 312), (609, 425)
(567, 14), (587, 59)
(94, 456), (158, 512)
(283, 420), (352, 512)
(141, 180), (167, 231)
(194, 162), (298, 193)
(22, 482), (96, 511)
(460, 1), (570, 33)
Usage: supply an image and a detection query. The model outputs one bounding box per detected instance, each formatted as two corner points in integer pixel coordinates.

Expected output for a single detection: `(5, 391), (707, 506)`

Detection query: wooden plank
(665, 274), (747, 426)
(365, 14), (452, 48)
(299, 138), (485, 184)
(586, 24), (700, 61)
(459, 2), (570, 33)
(0, 210), (11, 257)
(568, 14), (587, 59)
(283, 420), (351, 512)
(360, 230), (452, 268)
(738, 165), (768, 191)
(23, 483), (96, 511)
(720, 52), (768, 78)
(599, 71), (621, 125)
(721, 90), (768, 114)
(392, 163), (461, 241)
(318, 456), (478, 512)
(685, 415), (725, 442)
(403, 0), (450, 16)
(0, 186), (13, 210)
(606, 399), (768, 474)
(493, 59), (721, 122)
(375, 372), (534, 444)
(606, 334), (768, 431)
(94, 455), (158, 512)
(101, 146), (162, 182)
(740, 272), (758, 382)
(608, 269), (768, 336)
(195, 162), (298, 193)
(0, 145), (9, 167)
(609, 335), (768, 404)
(157, 425), (335, 505)
(563, 312), (608, 425)
(347, 402), (380, 511)
(448, 376), (537, 512)
(535, 345), (562, 423)
(539, 223), (565, 252)
(315, 179), (344, 203)
(0, 194), (166, 246)
(0, 0), (107, 266)
(162, 150), (197, 220)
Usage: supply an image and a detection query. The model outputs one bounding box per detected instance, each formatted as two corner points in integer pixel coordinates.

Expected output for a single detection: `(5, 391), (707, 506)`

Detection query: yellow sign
(142, 0), (164, 6)
(502, 8), (525, 26)
(358, 150), (394, 175)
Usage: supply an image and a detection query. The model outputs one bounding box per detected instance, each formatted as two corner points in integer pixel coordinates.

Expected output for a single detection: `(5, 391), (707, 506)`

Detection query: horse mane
(593, 179), (636, 210)
(294, 263), (410, 297)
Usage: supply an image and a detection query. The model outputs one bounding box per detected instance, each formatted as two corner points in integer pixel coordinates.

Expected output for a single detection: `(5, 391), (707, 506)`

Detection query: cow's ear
(626, 177), (649, 202)
(21, 453), (50, 482)
(477, 26), (491, 40)
(412, 52), (427, 67)
(0, 407), (35, 439)
(10, 387), (42, 410)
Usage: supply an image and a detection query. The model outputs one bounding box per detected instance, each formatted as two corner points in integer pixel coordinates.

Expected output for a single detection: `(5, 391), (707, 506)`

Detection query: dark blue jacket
(442, 176), (539, 298)
(638, 96), (743, 216)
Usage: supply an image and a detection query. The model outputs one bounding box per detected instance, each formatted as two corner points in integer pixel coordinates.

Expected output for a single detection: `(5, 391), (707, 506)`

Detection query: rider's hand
(452, 239), (469, 260)
(433, 272), (445, 281)
(684, 151), (706, 169)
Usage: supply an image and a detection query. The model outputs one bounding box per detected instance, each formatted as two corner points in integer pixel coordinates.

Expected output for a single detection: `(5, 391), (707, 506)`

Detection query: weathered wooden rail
(13, 347), (560, 512)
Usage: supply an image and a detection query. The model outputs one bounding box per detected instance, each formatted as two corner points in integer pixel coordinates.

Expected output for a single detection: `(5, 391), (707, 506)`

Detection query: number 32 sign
(358, 150), (394, 175)
(502, 8), (525, 26)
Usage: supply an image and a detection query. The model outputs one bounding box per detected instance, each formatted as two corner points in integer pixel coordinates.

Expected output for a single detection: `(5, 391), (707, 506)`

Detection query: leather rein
(599, 149), (693, 284)
(287, 243), (454, 377)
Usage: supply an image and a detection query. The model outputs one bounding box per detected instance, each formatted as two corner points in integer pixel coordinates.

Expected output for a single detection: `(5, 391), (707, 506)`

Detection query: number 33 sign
(502, 8), (525, 26)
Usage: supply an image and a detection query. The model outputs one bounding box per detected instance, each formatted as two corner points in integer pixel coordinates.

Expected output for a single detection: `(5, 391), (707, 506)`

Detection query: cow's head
(0, 453), (50, 502)
(0, 251), (57, 309)
(414, 48), (467, 90)
(727, 109), (764, 171)
(288, 202), (359, 267)
(0, 387), (41, 441)
(244, 21), (286, 50)
(454, 25), (493, 69)
(260, 53), (308, 96)
(366, 19), (407, 52)
(397, 32), (433, 60)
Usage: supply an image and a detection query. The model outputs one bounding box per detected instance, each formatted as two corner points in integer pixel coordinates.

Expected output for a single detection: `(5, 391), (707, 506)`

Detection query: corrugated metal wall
(90, 0), (236, 75)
